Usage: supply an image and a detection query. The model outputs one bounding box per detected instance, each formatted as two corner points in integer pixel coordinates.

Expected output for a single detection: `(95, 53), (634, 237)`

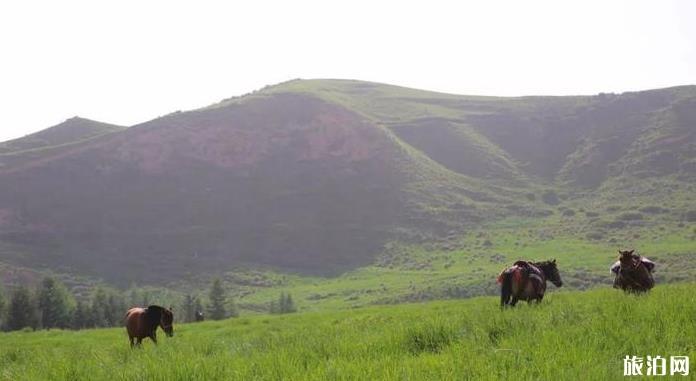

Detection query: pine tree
(71, 300), (90, 329)
(228, 294), (239, 318)
(182, 294), (195, 323)
(0, 284), (6, 327)
(127, 285), (140, 307)
(37, 277), (74, 329)
(279, 292), (288, 313)
(194, 297), (204, 319)
(284, 293), (297, 313)
(207, 278), (226, 320)
(271, 292), (297, 314)
(5, 286), (37, 331)
(90, 287), (110, 328)
(106, 293), (125, 327)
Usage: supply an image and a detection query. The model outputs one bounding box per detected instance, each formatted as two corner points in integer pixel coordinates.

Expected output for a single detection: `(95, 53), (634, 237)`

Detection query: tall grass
(1, 283), (694, 380)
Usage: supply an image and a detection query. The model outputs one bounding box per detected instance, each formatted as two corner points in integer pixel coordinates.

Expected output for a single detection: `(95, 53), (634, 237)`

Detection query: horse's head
(538, 259), (563, 287)
(618, 250), (636, 267)
(147, 305), (174, 337)
(161, 307), (174, 337)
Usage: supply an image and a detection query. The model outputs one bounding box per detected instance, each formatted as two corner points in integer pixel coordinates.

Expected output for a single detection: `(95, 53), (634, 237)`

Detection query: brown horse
(497, 259), (563, 307)
(124, 305), (174, 347)
(610, 250), (655, 293)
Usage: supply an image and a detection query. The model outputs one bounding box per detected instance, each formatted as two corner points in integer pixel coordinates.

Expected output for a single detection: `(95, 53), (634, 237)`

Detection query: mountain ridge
(0, 117), (125, 155)
(0, 79), (694, 285)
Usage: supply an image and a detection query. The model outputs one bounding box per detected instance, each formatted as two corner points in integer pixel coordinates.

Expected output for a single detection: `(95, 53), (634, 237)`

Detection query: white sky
(0, 0), (694, 142)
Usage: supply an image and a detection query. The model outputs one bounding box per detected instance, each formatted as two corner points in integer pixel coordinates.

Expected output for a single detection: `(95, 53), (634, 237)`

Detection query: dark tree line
(0, 276), (246, 331)
(270, 292), (296, 314)
(0, 278), (129, 331)
(177, 278), (239, 322)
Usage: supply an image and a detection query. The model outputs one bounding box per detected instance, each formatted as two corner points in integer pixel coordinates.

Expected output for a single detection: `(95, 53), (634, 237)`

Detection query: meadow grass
(1, 283), (694, 380)
(232, 223), (695, 313)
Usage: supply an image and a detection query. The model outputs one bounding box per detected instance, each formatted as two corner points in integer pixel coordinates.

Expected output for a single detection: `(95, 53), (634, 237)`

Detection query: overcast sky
(0, 0), (694, 142)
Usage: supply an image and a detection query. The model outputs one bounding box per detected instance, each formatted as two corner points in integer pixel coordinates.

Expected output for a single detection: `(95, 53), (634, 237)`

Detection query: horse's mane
(531, 260), (554, 267)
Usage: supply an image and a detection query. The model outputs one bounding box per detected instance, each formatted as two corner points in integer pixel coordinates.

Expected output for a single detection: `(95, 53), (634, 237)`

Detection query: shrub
(639, 206), (669, 214)
(562, 209), (576, 217)
(541, 190), (560, 205)
(684, 210), (696, 222)
(602, 220), (626, 229)
(586, 231), (604, 240)
(617, 212), (644, 221)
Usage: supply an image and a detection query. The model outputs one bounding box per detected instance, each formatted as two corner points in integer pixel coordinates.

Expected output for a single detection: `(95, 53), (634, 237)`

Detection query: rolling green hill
(0, 117), (125, 155)
(0, 284), (694, 380)
(0, 79), (694, 297)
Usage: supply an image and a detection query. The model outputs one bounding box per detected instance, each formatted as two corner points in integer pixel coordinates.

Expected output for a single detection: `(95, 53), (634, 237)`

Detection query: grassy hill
(0, 87), (522, 284)
(0, 79), (694, 293)
(0, 284), (694, 380)
(0, 117), (125, 155)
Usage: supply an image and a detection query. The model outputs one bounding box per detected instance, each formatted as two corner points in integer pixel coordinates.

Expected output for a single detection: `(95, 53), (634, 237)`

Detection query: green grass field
(212, 220), (695, 314)
(1, 283), (693, 380)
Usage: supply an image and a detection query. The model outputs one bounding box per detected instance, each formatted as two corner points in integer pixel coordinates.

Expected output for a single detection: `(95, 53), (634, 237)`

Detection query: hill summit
(0, 79), (694, 284)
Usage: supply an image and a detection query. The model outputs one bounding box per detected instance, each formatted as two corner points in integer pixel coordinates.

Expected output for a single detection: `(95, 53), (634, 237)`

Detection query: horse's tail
(496, 270), (505, 284)
(498, 269), (513, 307)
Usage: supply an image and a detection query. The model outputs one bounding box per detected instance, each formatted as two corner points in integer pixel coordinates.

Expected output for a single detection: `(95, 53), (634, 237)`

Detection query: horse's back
(509, 264), (546, 299)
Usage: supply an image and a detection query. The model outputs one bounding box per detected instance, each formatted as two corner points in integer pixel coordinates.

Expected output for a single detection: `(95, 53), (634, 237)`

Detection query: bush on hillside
(541, 190), (560, 205)
(684, 210), (696, 222)
(617, 212), (644, 221)
(639, 206), (669, 214)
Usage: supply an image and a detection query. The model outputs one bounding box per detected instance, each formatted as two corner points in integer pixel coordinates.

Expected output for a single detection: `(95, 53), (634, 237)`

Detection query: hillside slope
(0, 92), (516, 283)
(0, 79), (694, 285)
(0, 117), (125, 155)
(264, 80), (696, 187)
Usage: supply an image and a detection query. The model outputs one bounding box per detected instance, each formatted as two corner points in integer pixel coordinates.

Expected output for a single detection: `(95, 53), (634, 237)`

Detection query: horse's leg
(129, 336), (134, 348)
(509, 294), (519, 307)
(500, 287), (509, 307)
(150, 333), (157, 345)
(136, 337), (143, 347)
(508, 272), (521, 307)
(645, 273), (655, 290)
(500, 273), (512, 307)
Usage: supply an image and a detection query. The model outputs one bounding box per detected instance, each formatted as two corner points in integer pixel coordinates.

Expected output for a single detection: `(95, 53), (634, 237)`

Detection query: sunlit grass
(1, 284), (694, 380)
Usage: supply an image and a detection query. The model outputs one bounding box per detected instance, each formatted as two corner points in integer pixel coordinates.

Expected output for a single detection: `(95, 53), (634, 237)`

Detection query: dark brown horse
(497, 259), (563, 307)
(610, 250), (655, 293)
(125, 305), (174, 347)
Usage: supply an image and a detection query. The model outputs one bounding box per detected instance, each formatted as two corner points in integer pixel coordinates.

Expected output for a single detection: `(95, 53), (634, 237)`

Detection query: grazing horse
(497, 259), (563, 307)
(124, 305), (174, 347)
(610, 250), (655, 293)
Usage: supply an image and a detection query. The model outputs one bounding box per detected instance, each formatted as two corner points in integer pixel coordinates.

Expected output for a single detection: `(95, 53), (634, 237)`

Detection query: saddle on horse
(610, 253), (655, 275)
(611, 251), (655, 292)
(505, 260), (546, 295)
